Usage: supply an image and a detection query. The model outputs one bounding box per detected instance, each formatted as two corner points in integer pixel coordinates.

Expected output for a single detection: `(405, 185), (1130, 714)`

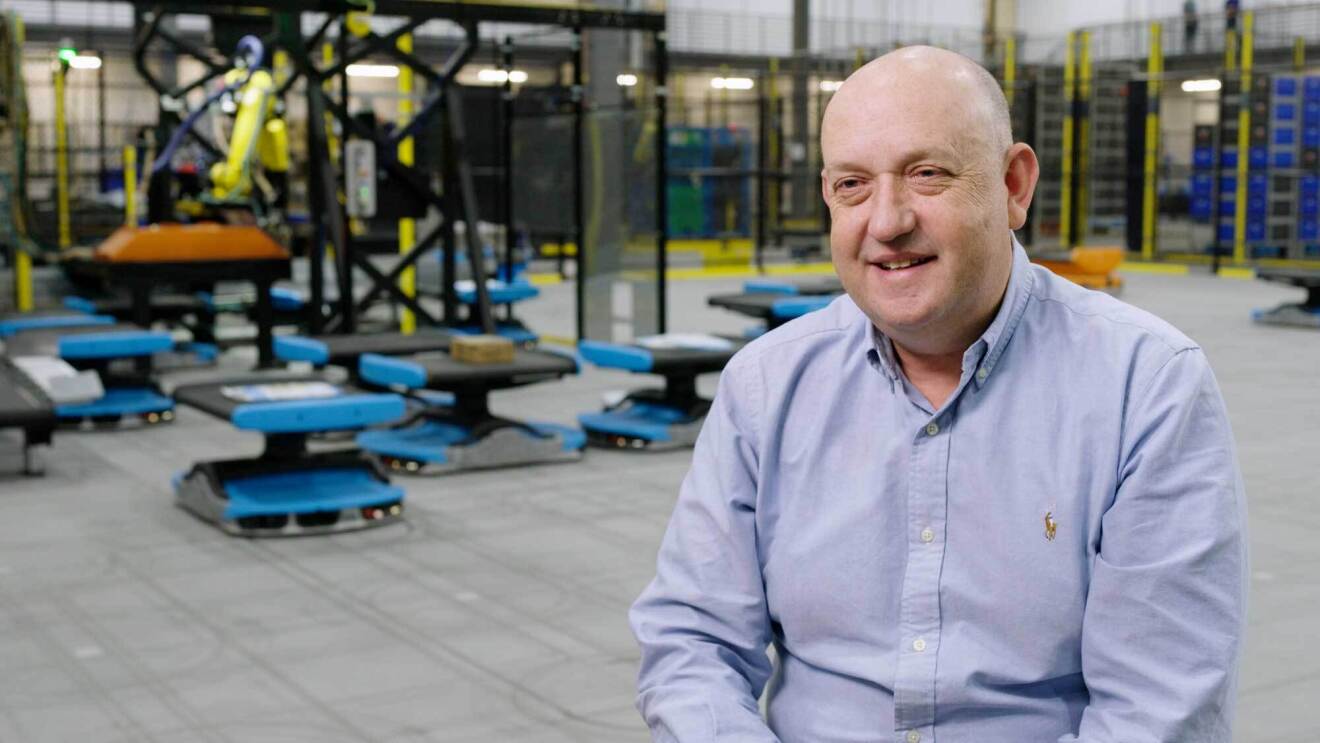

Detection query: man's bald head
(823, 46), (1013, 161)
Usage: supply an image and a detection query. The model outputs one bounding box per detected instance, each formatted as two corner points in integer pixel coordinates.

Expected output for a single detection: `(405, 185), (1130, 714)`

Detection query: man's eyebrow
(823, 161), (872, 175)
(824, 148), (966, 176)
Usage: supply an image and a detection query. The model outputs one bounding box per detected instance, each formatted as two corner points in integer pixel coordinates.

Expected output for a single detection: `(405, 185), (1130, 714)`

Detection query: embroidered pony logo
(1044, 511), (1058, 541)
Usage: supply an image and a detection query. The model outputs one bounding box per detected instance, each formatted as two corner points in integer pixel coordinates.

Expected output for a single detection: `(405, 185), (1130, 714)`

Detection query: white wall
(663, 0), (982, 26)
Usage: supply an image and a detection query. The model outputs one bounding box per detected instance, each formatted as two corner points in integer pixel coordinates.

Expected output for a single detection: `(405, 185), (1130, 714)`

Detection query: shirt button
(925, 422), (940, 436)
(906, 731), (921, 743)
(912, 638), (927, 652)
(976, 367), (988, 381)
(920, 527), (935, 543)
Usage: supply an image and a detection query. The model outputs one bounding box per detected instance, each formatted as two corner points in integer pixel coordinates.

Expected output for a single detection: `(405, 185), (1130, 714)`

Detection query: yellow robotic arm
(208, 68), (277, 201)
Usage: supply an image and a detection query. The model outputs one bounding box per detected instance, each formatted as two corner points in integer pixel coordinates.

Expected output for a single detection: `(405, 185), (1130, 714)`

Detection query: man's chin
(863, 305), (937, 336)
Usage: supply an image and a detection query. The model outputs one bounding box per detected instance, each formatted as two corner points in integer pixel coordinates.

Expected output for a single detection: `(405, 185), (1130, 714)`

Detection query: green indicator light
(57, 47), (77, 63)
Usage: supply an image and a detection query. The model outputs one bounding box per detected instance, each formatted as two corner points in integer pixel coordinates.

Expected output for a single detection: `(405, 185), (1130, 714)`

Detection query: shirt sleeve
(629, 356), (781, 742)
(1062, 347), (1248, 743)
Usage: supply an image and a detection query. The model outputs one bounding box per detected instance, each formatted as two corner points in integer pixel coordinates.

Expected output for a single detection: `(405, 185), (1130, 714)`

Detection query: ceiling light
(617, 73), (638, 87)
(819, 80), (843, 92)
(477, 68), (528, 84)
(1181, 78), (1222, 93)
(69, 55), (102, 70)
(711, 76), (754, 90)
(346, 63), (399, 78)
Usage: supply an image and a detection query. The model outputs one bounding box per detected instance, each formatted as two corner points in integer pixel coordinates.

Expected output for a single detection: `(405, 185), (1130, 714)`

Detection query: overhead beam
(133, 1), (665, 31)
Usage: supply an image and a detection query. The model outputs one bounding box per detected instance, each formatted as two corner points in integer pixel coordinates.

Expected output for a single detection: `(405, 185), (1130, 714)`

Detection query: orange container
(94, 224), (289, 263)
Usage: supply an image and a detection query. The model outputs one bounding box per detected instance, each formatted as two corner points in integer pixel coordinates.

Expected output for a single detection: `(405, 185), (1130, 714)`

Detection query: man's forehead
(822, 77), (993, 165)
(822, 114), (976, 168)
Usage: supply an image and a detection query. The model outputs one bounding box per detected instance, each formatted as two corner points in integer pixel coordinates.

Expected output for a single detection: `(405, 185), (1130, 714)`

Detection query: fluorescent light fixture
(346, 63), (399, 78)
(617, 73), (638, 87)
(477, 68), (528, 84)
(711, 76), (754, 90)
(68, 55), (102, 70)
(1181, 78), (1222, 93)
(819, 79), (843, 92)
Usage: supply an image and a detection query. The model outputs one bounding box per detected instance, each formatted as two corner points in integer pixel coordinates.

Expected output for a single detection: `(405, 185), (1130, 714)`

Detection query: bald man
(630, 47), (1246, 743)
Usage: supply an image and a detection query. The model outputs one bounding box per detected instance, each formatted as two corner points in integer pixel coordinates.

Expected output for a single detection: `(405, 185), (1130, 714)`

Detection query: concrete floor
(0, 268), (1317, 742)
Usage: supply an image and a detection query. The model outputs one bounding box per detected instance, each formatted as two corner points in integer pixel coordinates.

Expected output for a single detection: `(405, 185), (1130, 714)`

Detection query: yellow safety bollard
(123, 145), (136, 226)
(398, 33), (416, 334)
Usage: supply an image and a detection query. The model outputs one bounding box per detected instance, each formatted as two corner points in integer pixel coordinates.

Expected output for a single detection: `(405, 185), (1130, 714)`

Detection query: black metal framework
(132, 1), (668, 341)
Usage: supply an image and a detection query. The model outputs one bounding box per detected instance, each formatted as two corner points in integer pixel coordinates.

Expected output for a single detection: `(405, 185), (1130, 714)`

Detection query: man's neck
(891, 342), (964, 410)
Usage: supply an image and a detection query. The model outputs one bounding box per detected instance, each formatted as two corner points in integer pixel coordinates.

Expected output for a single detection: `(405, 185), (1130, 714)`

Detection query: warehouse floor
(0, 269), (1316, 742)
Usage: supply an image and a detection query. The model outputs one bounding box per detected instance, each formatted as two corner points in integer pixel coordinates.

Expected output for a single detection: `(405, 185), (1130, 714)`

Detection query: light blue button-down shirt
(631, 240), (1247, 743)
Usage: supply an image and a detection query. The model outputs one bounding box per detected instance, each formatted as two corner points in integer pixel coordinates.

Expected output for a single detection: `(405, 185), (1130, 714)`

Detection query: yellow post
(1060, 31), (1076, 247)
(273, 49), (290, 90)
(123, 145), (136, 226)
(53, 61), (70, 251)
(1233, 11), (1253, 264)
(397, 33), (416, 334)
(1142, 22), (1162, 261)
(1225, 29), (1237, 72)
(1295, 36), (1305, 71)
(322, 42), (339, 168)
(14, 249), (32, 311)
(1076, 30), (1092, 243)
(13, 16), (31, 311)
(1004, 35), (1017, 109)
(853, 47), (865, 71)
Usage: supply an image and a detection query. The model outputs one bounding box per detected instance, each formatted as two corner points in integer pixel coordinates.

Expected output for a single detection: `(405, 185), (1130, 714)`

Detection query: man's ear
(821, 170), (831, 208)
(1004, 143), (1039, 231)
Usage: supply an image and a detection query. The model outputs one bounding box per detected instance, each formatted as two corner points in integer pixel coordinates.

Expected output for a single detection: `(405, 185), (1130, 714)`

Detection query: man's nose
(866, 177), (916, 243)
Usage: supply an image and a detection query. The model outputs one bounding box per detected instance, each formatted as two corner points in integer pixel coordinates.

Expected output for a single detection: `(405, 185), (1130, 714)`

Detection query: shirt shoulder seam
(1030, 292), (1199, 355)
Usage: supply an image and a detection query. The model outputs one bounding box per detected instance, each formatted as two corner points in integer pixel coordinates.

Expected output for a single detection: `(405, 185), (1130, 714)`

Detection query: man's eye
(913, 168), (944, 179)
(836, 178), (861, 191)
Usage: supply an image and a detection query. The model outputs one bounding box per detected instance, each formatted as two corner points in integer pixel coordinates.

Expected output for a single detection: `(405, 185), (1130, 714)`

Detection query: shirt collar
(865, 234), (1035, 389)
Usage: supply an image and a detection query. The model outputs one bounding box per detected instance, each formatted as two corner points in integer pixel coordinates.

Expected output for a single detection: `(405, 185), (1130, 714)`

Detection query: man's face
(821, 73), (1011, 339)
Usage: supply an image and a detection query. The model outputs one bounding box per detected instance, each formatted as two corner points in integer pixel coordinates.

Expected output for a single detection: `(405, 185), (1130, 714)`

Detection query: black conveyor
(64, 257), (291, 366)
(0, 358), (57, 474)
(304, 332), (453, 367)
(1, 323), (146, 357)
(407, 349), (576, 388)
(1257, 267), (1320, 307)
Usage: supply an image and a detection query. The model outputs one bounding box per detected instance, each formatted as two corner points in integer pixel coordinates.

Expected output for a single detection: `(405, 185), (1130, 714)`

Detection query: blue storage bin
(1221, 148), (1238, 167)
(1303, 175), (1320, 195)
(1247, 220), (1266, 241)
(1192, 197), (1213, 219)
(1218, 222), (1236, 242)
(1306, 76), (1320, 98)
(1193, 147), (1214, 168)
(1220, 176), (1238, 192)
(1250, 147), (1269, 168)
(1274, 127), (1296, 145)
(1277, 77), (1299, 96)
(1276, 103), (1297, 121)
(1274, 151), (1296, 168)
(1192, 173), (1214, 195)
